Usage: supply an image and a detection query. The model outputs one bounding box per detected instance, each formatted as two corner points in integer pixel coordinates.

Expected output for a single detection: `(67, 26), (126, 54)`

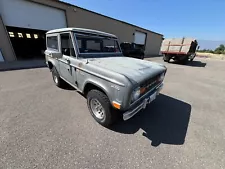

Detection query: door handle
(66, 59), (71, 64)
(66, 59), (71, 72)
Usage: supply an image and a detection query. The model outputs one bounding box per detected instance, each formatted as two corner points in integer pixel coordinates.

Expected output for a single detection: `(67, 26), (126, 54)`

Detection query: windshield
(74, 33), (121, 56)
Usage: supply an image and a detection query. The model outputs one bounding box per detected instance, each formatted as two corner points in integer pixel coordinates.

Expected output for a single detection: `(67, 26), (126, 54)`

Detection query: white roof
(46, 27), (117, 38)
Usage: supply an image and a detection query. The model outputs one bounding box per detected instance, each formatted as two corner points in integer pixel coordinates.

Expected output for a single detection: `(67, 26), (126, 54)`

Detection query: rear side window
(47, 36), (58, 50)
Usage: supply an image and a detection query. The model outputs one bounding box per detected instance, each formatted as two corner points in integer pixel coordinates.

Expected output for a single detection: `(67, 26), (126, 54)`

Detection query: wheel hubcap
(90, 98), (105, 119)
(54, 75), (58, 84)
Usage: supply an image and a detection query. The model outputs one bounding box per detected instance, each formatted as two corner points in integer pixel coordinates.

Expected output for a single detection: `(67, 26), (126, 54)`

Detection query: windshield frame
(73, 31), (123, 58)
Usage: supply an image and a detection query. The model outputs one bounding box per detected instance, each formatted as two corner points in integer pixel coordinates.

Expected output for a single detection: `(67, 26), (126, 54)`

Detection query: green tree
(214, 44), (225, 54)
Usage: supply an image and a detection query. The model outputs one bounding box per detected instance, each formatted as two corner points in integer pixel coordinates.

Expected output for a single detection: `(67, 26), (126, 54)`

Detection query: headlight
(131, 87), (140, 102)
(158, 73), (165, 82)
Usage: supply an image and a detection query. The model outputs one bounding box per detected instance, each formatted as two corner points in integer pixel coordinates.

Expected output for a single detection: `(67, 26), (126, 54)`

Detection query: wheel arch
(48, 61), (54, 70)
(47, 58), (58, 71)
(83, 81), (111, 101)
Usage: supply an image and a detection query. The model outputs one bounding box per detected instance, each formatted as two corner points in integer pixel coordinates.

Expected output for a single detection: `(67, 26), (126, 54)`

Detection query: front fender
(82, 79), (112, 101)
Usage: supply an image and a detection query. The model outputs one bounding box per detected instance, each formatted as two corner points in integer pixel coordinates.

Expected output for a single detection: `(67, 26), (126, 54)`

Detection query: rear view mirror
(63, 49), (70, 56)
(197, 46), (200, 50)
(52, 52), (62, 59)
(45, 51), (62, 59)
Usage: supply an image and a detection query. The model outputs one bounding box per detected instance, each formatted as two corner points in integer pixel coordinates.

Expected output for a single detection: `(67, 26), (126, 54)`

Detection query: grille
(140, 73), (161, 96)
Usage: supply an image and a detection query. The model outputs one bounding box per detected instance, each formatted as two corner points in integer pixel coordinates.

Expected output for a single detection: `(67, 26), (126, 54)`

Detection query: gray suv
(45, 28), (167, 127)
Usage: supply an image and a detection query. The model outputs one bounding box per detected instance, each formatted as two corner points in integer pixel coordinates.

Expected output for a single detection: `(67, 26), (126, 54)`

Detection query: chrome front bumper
(123, 83), (163, 121)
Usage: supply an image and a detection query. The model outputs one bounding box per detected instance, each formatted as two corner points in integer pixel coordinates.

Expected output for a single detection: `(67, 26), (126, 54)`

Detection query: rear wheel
(51, 67), (65, 88)
(163, 54), (170, 62)
(190, 54), (196, 61)
(87, 89), (118, 127)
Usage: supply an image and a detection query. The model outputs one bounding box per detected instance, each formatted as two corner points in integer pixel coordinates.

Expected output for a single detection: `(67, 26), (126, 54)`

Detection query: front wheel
(87, 89), (118, 127)
(140, 54), (144, 60)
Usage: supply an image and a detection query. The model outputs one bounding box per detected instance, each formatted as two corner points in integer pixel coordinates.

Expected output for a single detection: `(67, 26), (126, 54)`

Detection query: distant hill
(198, 40), (225, 50)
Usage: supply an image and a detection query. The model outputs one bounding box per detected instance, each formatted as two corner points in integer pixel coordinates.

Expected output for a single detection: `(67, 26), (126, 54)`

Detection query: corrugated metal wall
(31, 0), (164, 56)
(1, 0), (163, 61)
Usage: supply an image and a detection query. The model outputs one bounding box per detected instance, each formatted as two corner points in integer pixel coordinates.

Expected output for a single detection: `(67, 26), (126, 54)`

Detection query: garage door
(134, 31), (147, 45)
(0, 0), (67, 31)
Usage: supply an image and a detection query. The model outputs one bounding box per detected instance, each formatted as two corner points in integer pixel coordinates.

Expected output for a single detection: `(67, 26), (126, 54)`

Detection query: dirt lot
(197, 52), (225, 60)
(0, 57), (225, 169)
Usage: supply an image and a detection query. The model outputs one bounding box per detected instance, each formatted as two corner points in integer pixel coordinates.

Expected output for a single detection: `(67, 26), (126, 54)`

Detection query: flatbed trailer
(161, 38), (199, 64)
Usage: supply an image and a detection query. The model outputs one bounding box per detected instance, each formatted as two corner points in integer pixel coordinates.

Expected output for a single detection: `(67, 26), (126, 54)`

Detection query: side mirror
(197, 46), (200, 50)
(51, 51), (62, 59)
(62, 49), (69, 56)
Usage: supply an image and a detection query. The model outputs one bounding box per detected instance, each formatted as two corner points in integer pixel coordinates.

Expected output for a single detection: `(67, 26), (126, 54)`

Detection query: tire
(163, 54), (170, 62)
(87, 89), (118, 127)
(180, 57), (189, 65)
(140, 54), (144, 60)
(190, 54), (196, 62)
(51, 67), (65, 88)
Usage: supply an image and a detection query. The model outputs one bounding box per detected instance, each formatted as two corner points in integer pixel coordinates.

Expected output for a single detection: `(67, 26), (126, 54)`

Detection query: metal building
(0, 0), (163, 62)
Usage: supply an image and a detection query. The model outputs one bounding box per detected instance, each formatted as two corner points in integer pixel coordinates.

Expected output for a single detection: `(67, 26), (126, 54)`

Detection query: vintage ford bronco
(45, 28), (167, 127)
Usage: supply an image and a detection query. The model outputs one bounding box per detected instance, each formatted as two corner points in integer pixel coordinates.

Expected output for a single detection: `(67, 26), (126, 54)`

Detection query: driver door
(58, 33), (76, 86)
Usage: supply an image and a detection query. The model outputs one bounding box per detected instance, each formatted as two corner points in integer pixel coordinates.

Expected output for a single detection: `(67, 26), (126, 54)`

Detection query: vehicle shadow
(110, 94), (191, 147)
(187, 60), (207, 67)
(59, 82), (76, 91)
(170, 60), (207, 67)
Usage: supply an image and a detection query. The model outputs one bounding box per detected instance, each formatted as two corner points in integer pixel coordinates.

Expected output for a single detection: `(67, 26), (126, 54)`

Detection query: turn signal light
(140, 87), (146, 94)
(113, 101), (121, 109)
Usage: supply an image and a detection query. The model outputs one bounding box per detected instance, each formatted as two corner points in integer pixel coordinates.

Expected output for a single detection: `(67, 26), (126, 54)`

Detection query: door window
(9, 32), (15, 37)
(47, 36), (59, 50)
(18, 33), (23, 38)
(60, 33), (75, 57)
(26, 33), (31, 39)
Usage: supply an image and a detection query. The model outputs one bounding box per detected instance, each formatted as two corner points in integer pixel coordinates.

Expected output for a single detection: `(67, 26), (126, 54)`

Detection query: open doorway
(7, 26), (46, 60)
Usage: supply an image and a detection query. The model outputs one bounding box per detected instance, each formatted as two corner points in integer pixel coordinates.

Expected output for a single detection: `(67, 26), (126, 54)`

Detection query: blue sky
(63, 0), (225, 41)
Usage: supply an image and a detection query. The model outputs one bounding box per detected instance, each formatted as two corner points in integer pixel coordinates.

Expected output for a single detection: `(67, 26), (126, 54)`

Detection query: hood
(88, 56), (166, 85)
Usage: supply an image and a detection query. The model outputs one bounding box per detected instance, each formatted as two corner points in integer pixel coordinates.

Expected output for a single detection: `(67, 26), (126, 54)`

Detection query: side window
(60, 33), (75, 57)
(47, 36), (58, 50)
(77, 39), (83, 52)
(77, 39), (82, 48)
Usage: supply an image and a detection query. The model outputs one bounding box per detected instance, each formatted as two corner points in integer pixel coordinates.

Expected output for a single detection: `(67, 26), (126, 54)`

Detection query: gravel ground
(0, 57), (225, 169)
